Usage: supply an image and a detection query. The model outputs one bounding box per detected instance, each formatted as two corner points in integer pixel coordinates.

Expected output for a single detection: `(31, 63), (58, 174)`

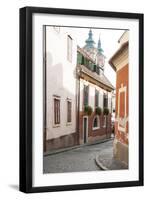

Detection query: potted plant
(95, 107), (102, 115)
(84, 105), (93, 115)
(103, 107), (109, 115)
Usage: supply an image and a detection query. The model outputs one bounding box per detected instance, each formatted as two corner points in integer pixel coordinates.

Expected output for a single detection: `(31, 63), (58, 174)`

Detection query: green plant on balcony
(103, 107), (109, 115)
(84, 105), (93, 116)
(95, 107), (102, 115)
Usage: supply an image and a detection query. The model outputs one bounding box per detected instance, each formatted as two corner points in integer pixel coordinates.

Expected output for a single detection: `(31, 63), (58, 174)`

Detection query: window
(95, 89), (99, 108)
(83, 85), (89, 106)
(67, 35), (72, 62)
(81, 55), (85, 65)
(77, 52), (82, 65)
(67, 100), (72, 123)
(103, 93), (108, 108)
(93, 116), (100, 130)
(54, 97), (60, 125)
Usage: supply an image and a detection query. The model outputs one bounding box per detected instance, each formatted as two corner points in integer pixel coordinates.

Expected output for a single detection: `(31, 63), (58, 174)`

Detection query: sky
(63, 27), (125, 87)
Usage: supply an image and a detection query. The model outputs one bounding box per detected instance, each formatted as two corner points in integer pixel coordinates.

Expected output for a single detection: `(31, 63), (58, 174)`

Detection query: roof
(109, 41), (128, 71)
(77, 46), (95, 63)
(118, 31), (129, 44)
(78, 64), (115, 91)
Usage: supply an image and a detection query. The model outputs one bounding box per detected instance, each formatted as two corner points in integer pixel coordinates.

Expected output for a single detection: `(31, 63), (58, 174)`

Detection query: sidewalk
(95, 142), (128, 170)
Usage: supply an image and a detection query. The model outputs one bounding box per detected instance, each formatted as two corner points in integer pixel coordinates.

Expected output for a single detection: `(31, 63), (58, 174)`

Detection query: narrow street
(43, 139), (113, 173)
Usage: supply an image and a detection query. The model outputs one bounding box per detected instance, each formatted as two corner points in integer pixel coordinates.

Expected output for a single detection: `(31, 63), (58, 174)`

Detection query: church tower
(96, 35), (106, 74)
(83, 29), (97, 60)
(83, 30), (106, 75)
(84, 29), (95, 49)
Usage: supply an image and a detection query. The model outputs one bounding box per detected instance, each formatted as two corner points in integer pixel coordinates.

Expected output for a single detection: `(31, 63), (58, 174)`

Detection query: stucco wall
(45, 27), (77, 140)
(79, 78), (112, 112)
(79, 111), (112, 144)
(115, 64), (129, 145)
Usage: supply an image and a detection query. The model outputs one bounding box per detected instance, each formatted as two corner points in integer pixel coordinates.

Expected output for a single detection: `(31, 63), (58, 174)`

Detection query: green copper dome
(85, 29), (95, 49)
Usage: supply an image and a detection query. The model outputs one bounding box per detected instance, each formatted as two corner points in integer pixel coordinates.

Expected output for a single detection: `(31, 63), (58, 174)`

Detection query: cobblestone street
(43, 139), (113, 173)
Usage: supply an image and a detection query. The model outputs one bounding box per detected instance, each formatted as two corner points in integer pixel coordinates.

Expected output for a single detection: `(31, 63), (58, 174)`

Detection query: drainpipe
(76, 66), (81, 145)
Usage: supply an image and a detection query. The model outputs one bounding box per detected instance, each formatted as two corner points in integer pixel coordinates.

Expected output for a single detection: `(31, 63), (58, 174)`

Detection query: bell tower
(83, 29), (97, 60)
(96, 35), (106, 74)
(84, 29), (95, 49)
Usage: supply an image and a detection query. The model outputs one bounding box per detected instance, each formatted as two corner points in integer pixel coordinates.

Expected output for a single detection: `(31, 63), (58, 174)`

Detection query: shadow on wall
(46, 51), (76, 97)
(44, 51), (79, 151)
(46, 51), (63, 91)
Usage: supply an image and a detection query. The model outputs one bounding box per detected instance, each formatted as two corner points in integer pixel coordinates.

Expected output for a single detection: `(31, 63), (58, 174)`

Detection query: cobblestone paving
(43, 140), (113, 173)
(98, 146), (128, 170)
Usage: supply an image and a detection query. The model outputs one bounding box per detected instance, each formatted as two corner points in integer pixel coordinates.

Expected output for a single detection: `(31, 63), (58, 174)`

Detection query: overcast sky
(63, 27), (125, 87)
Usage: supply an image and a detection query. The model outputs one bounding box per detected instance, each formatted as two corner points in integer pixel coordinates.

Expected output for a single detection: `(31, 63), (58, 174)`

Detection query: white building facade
(44, 26), (78, 151)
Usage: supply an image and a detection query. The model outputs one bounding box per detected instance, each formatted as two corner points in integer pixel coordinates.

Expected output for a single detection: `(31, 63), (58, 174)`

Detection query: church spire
(85, 29), (95, 49)
(97, 34), (104, 54)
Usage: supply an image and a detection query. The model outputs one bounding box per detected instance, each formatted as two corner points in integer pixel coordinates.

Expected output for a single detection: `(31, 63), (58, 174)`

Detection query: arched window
(93, 116), (100, 130)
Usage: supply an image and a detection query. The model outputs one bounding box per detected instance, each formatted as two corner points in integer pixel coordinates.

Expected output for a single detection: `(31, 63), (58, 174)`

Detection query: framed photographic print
(19, 7), (144, 193)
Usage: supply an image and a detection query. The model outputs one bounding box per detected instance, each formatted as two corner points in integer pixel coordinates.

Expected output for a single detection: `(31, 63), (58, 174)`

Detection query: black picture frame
(19, 6), (144, 193)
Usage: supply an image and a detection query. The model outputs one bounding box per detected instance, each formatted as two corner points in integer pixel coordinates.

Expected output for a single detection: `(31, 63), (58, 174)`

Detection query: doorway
(83, 116), (88, 143)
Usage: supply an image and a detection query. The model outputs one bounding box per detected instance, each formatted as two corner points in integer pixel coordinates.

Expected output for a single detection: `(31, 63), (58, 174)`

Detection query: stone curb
(95, 154), (128, 170)
(44, 138), (113, 157)
(95, 155), (108, 170)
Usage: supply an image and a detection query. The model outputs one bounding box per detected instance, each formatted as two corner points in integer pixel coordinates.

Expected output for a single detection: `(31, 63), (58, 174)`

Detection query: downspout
(76, 66), (81, 145)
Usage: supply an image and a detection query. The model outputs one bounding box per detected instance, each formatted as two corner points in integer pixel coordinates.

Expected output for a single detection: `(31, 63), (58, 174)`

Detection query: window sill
(66, 122), (72, 126)
(53, 124), (60, 128)
(92, 127), (100, 130)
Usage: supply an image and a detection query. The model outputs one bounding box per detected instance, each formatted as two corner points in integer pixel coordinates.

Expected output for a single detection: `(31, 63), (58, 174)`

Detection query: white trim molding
(52, 95), (61, 128)
(66, 98), (72, 125)
(92, 115), (100, 130)
(113, 47), (128, 71)
(117, 84), (127, 132)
